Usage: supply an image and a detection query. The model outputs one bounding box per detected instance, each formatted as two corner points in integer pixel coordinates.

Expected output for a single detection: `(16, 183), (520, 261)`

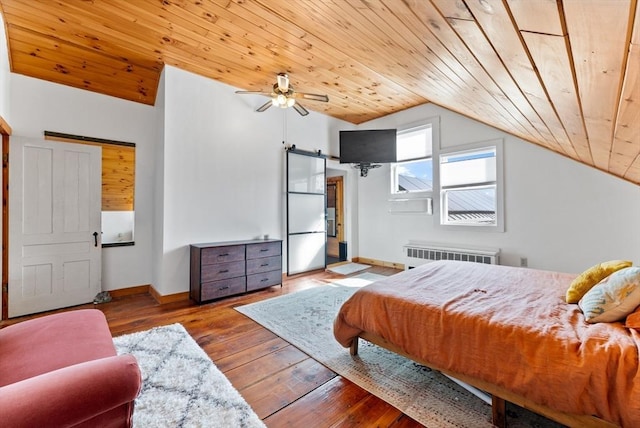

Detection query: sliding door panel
(287, 150), (326, 275)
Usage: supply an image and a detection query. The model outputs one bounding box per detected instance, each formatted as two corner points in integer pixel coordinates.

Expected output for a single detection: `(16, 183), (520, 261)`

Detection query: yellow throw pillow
(579, 267), (640, 323)
(566, 260), (632, 303)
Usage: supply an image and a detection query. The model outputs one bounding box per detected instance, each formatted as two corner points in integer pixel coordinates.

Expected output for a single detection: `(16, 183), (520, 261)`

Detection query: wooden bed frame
(350, 332), (618, 428)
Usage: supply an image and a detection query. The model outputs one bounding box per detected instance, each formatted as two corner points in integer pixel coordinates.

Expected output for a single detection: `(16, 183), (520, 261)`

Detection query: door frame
(326, 175), (344, 259)
(1, 115), (11, 320)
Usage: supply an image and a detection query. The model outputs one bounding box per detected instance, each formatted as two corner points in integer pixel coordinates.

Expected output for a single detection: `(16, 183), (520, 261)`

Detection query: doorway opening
(326, 173), (345, 267)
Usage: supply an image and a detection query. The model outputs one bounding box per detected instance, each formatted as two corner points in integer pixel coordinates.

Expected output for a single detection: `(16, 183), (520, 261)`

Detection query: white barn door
(9, 137), (102, 317)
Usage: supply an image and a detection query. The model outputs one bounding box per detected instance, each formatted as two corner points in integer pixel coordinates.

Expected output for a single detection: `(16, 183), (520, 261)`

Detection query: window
(438, 141), (503, 231)
(44, 131), (136, 246)
(390, 124), (433, 195)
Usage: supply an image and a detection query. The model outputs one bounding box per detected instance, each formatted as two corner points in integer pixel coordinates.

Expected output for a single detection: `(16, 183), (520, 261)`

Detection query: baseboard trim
(109, 285), (150, 298)
(149, 285), (190, 304)
(353, 256), (405, 270)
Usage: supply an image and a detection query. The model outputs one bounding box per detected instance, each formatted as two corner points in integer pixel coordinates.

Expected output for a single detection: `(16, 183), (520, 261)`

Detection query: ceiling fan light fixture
(236, 73), (328, 116)
(276, 94), (288, 107)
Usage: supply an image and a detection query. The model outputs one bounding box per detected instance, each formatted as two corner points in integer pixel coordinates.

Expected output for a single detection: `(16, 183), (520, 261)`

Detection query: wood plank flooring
(2, 265), (425, 427)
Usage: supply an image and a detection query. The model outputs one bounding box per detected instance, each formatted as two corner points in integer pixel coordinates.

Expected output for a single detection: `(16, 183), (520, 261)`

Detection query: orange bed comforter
(333, 261), (640, 426)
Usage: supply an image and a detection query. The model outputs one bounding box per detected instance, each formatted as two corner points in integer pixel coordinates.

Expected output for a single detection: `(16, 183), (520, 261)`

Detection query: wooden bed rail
(350, 334), (618, 428)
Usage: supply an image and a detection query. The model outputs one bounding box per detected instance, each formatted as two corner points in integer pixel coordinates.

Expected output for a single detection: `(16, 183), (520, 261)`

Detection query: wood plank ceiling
(0, 0), (638, 184)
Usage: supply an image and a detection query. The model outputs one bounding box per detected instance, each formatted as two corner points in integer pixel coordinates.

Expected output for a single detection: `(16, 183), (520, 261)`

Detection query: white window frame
(389, 117), (439, 200)
(435, 139), (504, 232)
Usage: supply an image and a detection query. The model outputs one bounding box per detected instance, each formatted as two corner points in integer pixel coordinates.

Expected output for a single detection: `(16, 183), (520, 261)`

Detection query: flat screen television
(339, 129), (397, 164)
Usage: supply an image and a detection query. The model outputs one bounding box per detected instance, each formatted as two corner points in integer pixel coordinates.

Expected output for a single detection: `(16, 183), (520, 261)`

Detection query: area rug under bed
(235, 285), (562, 428)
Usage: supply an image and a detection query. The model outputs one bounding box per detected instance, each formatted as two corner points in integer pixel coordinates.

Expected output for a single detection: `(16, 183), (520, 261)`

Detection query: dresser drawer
(246, 255), (281, 275)
(246, 242), (281, 260)
(247, 269), (282, 291)
(201, 245), (245, 265)
(201, 260), (245, 282)
(201, 277), (246, 301)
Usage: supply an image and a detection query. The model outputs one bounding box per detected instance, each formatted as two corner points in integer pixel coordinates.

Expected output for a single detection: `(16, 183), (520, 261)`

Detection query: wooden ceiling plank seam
(633, 0), (640, 45)
(521, 31), (589, 162)
(563, 0), (633, 171)
(611, 44), (640, 177)
(622, 150), (640, 183)
(280, 0), (540, 140)
(357, 0), (518, 130)
(379, 0), (538, 141)
(162, 50), (390, 119)
(430, 0), (474, 20)
(175, 0), (418, 111)
(428, 0), (555, 144)
(445, 18), (553, 144)
(71, 0), (375, 114)
(505, 0), (564, 36)
(11, 60), (155, 105)
(8, 49), (157, 95)
(298, 0), (510, 127)
(1, 2), (163, 71)
(462, 0), (576, 159)
(408, 1), (542, 140)
(8, 40), (157, 97)
(127, 0), (416, 115)
(256, 0), (465, 105)
(227, 0), (435, 119)
(8, 28), (159, 85)
(612, 0), (640, 177)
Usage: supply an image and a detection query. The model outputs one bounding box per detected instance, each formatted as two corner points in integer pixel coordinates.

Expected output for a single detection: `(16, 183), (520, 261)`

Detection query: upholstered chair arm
(0, 354), (141, 428)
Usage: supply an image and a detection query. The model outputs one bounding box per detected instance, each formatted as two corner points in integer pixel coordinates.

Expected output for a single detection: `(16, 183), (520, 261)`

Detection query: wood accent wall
(45, 133), (135, 212)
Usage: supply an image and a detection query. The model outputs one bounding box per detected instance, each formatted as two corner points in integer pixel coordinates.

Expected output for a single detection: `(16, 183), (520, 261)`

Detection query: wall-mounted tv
(339, 129), (397, 164)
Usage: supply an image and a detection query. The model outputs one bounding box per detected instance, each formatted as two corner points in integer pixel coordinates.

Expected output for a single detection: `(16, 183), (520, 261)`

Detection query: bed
(333, 260), (640, 427)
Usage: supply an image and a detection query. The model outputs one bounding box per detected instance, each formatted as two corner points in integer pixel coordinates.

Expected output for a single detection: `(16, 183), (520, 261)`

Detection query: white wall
(155, 66), (351, 295)
(356, 103), (640, 273)
(8, 74), (157, 291)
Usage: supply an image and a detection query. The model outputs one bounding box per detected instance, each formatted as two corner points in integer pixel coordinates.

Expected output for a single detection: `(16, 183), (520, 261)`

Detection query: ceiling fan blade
(235, 90), (273, 96)
(292, 102), (309, 116)
(256, 101), (273, 112)
(297, 92), (329, 102)
(276, 73), (289, 92)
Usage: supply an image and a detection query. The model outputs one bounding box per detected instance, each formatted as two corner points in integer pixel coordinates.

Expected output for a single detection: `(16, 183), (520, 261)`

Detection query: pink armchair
(0, 309), (141, 428)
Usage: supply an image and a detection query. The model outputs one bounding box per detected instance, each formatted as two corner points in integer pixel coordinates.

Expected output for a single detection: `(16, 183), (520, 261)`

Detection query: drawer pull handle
(260, 263), (269, 267)
(219, 286), (230, 291)
(261, 278), (268, 282)
(219, 269), (229, 273)
(260, 249), (269, 252)
(219, 253), (229, 257)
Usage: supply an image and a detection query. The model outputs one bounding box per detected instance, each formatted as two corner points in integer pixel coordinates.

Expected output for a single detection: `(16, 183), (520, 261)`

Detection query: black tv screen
(339, 129), (397, 164)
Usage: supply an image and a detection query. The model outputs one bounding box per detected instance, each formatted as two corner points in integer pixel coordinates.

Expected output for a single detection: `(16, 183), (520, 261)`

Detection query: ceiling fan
(235, 73), (329, 116)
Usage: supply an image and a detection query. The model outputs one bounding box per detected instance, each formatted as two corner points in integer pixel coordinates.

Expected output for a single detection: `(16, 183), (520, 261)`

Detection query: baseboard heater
(403, 242), (500, 270)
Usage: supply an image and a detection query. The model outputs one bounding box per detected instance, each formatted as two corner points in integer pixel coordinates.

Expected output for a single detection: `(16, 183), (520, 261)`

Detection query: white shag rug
(113, 323), (265, 428)
(326, 262), (371, 275)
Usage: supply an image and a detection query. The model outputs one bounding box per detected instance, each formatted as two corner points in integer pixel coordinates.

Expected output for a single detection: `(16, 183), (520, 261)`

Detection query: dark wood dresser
(190, 239), (283, 304)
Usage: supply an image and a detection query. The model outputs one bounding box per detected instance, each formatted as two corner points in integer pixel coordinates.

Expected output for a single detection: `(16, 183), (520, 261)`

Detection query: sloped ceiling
(0, 0), (638, 184)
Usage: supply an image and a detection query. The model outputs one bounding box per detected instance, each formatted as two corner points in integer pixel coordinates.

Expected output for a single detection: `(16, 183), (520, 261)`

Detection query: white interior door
(287, 150), (326, 275)
(9, 137), (102, 317)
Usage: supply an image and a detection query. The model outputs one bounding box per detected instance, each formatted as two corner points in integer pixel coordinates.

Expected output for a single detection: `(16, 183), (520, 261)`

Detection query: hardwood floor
(2, 265), (425, 427)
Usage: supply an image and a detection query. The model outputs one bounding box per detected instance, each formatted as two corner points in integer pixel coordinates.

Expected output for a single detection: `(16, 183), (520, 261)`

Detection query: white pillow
(579, 267), (640, 323)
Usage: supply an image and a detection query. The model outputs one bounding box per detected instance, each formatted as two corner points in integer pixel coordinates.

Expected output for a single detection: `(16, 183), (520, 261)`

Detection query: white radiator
(403, 242), (500, 270)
